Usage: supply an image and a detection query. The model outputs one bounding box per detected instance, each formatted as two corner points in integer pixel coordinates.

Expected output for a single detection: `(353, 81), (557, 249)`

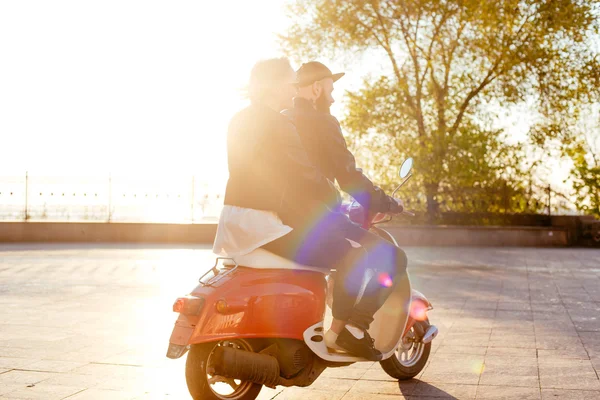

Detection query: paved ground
(0, 244), (599, 399)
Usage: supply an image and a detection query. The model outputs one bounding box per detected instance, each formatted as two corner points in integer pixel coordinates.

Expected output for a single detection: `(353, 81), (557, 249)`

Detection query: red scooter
(167, 158), (438, 400)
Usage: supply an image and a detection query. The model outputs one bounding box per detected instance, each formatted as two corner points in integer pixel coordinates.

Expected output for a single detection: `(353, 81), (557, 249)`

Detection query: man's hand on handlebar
(388, 198), (404, 214)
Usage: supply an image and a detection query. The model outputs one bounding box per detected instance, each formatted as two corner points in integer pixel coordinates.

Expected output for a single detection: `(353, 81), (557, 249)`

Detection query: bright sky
(0, 1), (298, 183)
(0, 1), (570, 194)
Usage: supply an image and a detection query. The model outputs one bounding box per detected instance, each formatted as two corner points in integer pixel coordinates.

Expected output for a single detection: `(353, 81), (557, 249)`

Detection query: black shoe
(336, 327), (383, 361)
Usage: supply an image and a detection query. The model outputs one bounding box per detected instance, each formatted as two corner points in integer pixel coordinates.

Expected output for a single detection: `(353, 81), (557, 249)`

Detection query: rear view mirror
(399, 158), (413, 179)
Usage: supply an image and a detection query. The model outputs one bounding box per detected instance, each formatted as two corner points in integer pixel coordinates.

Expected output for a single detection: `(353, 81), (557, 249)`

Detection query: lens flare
(378, 272), (393, 288)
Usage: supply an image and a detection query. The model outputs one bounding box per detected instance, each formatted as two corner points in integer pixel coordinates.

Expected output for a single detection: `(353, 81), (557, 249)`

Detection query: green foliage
(282, 0), (600, 215)
(562, 106), (600, 217)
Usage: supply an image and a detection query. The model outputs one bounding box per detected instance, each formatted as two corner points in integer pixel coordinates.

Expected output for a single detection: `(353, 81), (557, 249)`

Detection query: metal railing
(1, 173), (580, 224)
(399, 182), (577, 215)
(0, 173), (224, 223)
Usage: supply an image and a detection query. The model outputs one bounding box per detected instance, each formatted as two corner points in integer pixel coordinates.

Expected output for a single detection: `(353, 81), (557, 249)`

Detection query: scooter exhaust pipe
(210, 346), (281, 388)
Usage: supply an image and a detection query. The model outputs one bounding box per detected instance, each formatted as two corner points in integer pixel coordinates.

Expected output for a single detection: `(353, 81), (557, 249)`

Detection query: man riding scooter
(213, 58), (407, 361)
(277, 61), (409, 359)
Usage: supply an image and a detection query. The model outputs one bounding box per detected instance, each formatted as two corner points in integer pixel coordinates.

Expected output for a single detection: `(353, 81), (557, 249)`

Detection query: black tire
(185, 341), (263, 400)
(379, 320), (431, 380)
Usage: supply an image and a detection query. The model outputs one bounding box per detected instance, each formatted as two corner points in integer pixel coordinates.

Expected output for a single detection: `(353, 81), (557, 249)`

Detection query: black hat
(295, 61), (345, 87)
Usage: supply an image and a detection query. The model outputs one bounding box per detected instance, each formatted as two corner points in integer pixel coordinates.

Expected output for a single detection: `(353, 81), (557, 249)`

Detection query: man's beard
(315, 93), (331, 114)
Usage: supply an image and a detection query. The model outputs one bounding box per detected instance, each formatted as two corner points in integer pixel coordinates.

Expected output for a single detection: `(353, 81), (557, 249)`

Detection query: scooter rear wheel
(185, 339), (263, 400)
(380, 319), (431, 380)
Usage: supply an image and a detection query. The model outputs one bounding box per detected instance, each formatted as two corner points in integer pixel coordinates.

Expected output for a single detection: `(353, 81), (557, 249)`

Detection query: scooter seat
(222, 248), (329, 273)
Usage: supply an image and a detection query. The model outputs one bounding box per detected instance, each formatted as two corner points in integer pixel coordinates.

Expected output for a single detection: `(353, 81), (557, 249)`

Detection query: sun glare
(0, 1), (289, 183)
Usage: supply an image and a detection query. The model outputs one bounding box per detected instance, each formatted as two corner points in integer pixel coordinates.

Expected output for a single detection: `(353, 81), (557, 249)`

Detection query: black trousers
(262, 212), (407, 330)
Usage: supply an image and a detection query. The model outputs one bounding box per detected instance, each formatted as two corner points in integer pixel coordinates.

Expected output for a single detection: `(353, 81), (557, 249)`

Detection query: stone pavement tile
(130, 393), (186, 400)
(60, 388), (142, 400)
(489, 335), (536, 349)
(535, 336), (585, 350)
(41, 372), (107, 387)
(452, 319), (495, 330)
(495, 310), (533, 322)
(0, 358), (39, 369)
(346, 379), (416, 396)
(95, 375), (150, 391)
(435, 345), (487, 356)
(475, 385), (541, 399)
(469, 301), (498, 310)
(587, 291), (600, 303)
(534, 321), (579, 337)
(538, 358), (600, 391)
(447, 327), (492, 335)
(21, 360), (87, 373)
(441, 334), (490, 347)
(270, 387), (346, 400)
(308, 377), (357, 392)
(479, 356), (539, 387)
(342, 394), (406, 400)
(361, 359), (431, 382)
(485, 347), (537, 357)
(492, 322), (536, 335)
(541, 389), (600, 399)
(532, 304), (569, 314)
(565, 301), (600, 312)
(533, 313), (572, 322)
(0, 384), (21, 397)
(0, 383), (85, 400)
(420, 357), (483, 385)
(456, 310), (497, 321)
(572, 319), (600, 332)
(497, 301), (531, 311)
(0, 340), (47, 350)
(530, 293), (562, 304)
(43, 349), (119, 363)
(591, 355), (600, 373)
(320, 367), (366, 379)
(345, 361), (375, 369)
(0, 347), (66, 361)
(0, 371), (55, 385)
(537, 347), (590, 360)
(411, 382), (477, 399)
(71, 363), (144, 378)
(360, 367), (396, 382)
(579, 331), (600, 349)
(561, 293), (593, 304)
(99, 349), (167, 368)
(0, 347), (32, 359)
(360, 363), (428, 382)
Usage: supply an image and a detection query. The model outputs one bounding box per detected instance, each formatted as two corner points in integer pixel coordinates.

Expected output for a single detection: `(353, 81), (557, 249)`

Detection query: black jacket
(283, 97), (396, 214)
(223, 103), (340, 225)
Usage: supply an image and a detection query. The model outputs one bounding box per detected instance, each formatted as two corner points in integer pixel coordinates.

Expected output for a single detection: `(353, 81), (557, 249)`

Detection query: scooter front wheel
(380, 319), (431, 380)
(185, 339), (263, 400)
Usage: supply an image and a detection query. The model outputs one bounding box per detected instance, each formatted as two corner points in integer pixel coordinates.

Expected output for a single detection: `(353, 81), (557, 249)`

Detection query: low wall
(384, 225), (568, 247)
(0, 222), (568, 247)
(0, 222), (218, 244)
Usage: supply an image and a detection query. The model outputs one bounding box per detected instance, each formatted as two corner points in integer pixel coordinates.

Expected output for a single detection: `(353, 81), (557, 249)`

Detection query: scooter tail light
(173, 299), (185, 313)
(409, 299), (429, 321)
(172, 296), (205, 315)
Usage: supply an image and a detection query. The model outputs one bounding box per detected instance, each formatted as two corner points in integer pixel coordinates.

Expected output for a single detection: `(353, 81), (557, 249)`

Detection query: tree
(282, 0), (600, 215)
(563, 105), (600, 217)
